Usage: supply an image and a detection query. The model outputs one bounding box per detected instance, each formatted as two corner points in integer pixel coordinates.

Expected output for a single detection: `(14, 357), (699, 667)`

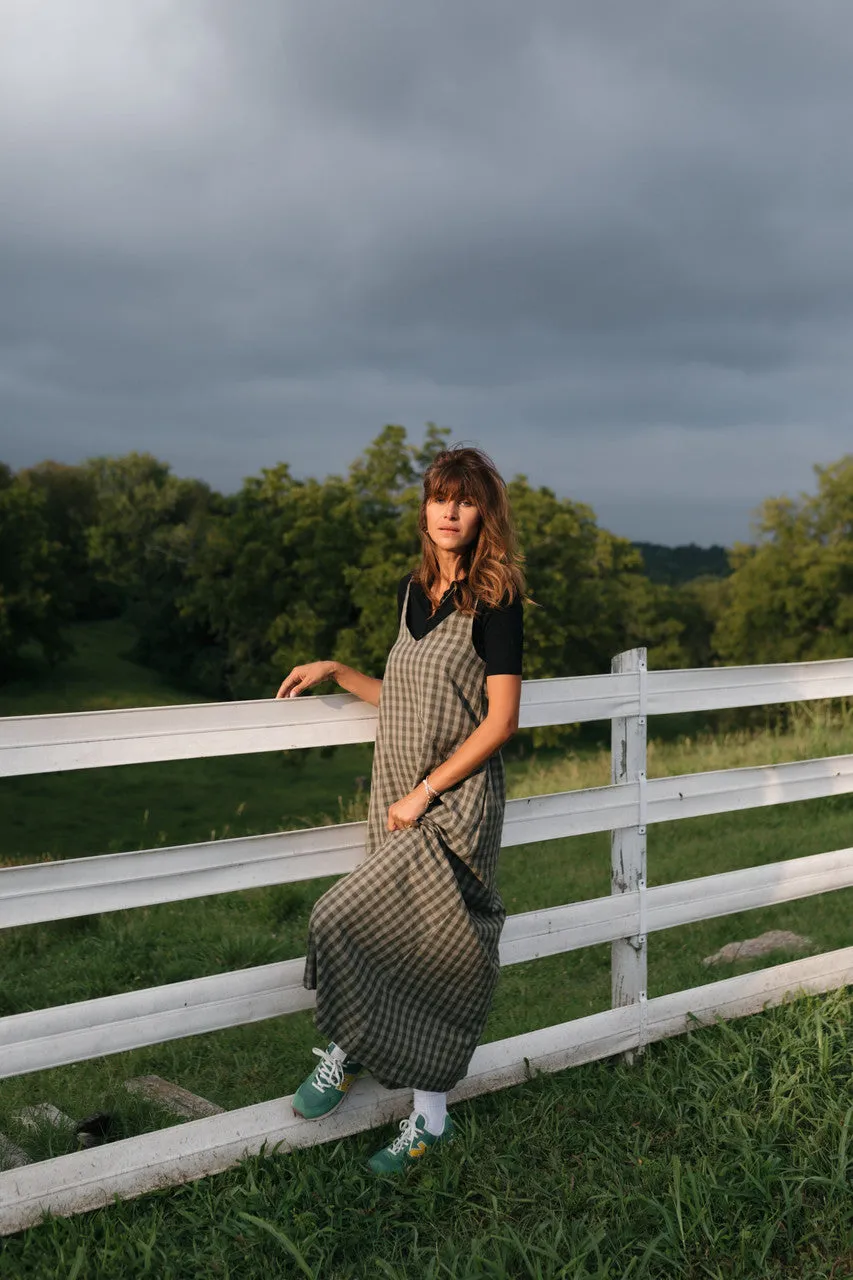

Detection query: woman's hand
(387, 786), (430, 832)
(276, 661), (337, 699)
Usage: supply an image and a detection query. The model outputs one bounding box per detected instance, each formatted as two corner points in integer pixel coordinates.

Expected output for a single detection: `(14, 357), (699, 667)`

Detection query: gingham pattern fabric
(302, 578), (508, 1092)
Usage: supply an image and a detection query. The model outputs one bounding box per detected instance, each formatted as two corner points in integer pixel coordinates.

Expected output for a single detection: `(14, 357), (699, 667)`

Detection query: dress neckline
(428, 581), (457, 616)
(404, 576), (464, 643)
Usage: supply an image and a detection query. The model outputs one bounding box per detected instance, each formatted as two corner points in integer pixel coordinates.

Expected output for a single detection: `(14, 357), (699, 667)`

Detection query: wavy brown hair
(414, 445), (527, 615)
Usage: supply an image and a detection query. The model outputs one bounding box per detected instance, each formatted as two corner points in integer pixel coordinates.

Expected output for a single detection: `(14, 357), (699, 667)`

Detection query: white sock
(413, 1089), (447, 1135)
(328, 1042), (348, 1063)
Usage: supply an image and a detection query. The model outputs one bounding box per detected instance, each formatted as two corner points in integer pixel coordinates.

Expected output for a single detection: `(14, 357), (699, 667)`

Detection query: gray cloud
(2, 0), (853, 544)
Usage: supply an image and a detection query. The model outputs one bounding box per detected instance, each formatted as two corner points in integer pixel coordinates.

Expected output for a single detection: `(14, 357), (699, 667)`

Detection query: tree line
(2, 425), (852, 702)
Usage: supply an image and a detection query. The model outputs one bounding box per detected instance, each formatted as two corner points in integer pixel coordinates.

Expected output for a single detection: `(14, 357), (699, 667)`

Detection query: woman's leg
(412, 1089), (447, 1135)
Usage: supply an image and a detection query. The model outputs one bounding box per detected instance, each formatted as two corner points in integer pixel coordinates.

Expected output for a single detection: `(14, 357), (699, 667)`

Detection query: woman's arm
(276, 660), (382, 707)
(387, 674), (521, 830)
(427, 674), (520, 792)
(332, 662), (382, 706)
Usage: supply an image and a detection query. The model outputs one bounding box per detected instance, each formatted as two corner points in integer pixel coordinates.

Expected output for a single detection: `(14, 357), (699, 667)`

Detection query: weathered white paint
(4, 752), (852, 929)
(0, 824), (368, 929)
(501, 844), (853, 960)
(648, 753), (853, 819)
(4, 658), (853, 778)
(2, 944), (851, 1236)
(0, 694), (378, 779)
(647, 658), (853, 716)
(0, 677), (632, 778)
(3, 844), (851, 1079)
(644, 844), (853, 931)
(610, 649), (648, 1059)
(0, 959), (312, 1078)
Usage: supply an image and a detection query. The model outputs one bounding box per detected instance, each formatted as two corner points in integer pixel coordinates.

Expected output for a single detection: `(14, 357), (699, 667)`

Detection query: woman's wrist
(422, 775), (440, 802)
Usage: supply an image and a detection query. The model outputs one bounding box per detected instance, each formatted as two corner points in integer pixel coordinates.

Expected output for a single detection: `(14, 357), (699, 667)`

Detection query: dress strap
(398, 574), (414, 638)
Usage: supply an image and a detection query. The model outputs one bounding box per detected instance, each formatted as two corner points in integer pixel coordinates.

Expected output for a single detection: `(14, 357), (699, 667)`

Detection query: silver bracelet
(423, 775), (439, 802)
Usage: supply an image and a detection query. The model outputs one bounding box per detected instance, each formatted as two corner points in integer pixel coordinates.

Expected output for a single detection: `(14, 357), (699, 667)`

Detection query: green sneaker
(366, 1111), (456, 1174)
(292, 1044), (366, 1120)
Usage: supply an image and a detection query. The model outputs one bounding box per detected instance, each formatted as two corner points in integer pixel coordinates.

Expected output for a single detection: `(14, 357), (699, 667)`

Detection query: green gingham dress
(302, 579), (507, 1092)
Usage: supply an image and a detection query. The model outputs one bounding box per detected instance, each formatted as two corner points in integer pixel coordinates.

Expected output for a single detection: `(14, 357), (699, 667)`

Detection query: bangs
(424, 461), (481, 504)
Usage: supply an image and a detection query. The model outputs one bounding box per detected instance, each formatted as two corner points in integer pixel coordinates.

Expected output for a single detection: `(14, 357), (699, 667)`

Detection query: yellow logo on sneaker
(409, 1141), (428, 1158)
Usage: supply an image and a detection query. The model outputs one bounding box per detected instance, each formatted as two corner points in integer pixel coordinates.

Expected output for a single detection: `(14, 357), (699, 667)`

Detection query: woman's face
(425, 490), (481, 554)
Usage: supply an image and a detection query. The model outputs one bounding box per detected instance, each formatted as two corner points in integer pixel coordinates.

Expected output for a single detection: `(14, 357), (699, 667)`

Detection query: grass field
(1, 621), (852, 1276)
(1, 988), (851, 1280)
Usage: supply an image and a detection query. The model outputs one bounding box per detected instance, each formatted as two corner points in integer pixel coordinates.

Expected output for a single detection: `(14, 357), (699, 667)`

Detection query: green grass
(0, 619), (197, 716)
(2, 621), (852, 1275)
(2, 990), (852, 1279)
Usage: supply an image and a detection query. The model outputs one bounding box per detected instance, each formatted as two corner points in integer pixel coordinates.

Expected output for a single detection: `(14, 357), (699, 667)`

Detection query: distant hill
(632, 541), (731, 585)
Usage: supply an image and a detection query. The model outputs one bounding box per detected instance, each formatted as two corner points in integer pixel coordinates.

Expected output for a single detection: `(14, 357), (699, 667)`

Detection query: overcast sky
(2, 1), (852, 545)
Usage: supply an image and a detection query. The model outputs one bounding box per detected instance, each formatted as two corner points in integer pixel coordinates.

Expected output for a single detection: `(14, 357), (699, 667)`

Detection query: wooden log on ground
(124, 1076), (224, 1120)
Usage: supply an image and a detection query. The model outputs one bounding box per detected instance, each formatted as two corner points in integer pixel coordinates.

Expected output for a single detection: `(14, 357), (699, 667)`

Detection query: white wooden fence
(1, 652), (853, 1233)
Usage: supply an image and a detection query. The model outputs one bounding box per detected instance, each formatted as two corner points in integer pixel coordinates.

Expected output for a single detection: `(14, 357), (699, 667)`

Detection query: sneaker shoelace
(310, 1045), (346, 1092)
(387, 1113), (425, 1154)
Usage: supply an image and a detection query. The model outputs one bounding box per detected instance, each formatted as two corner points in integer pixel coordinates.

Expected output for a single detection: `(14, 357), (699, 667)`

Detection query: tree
(27, 426), (726, 707)
(179, 464), (366, 697)
(177, 424), (449, 697)
(16, 460), (113, 619)
(509, 476), (647, 678)
(0, 465), (71, 678)
(633, 541), (730, 586)
(714, 456), (853, 664)
(82, 452), (218, 675)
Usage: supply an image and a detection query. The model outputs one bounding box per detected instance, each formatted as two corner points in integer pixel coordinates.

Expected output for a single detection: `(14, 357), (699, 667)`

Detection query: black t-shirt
(397, 573), (523, 676)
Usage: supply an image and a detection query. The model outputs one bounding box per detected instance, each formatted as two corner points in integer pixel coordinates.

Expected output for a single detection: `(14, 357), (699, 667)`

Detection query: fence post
(610, 647), (648, 1063)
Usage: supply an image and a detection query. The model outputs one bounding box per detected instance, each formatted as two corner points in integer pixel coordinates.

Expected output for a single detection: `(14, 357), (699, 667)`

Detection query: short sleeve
(478, 592), (524, 676)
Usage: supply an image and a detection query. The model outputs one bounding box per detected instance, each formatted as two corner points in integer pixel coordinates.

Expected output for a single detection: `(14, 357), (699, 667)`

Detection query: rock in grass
(14, 1103), (75, 1133)
(702, 929), (813, 966)
(0, 1133), (31, 1169)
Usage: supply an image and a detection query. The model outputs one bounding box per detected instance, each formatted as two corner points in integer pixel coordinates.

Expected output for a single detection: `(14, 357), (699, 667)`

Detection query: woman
(275, 445), (524, 1174)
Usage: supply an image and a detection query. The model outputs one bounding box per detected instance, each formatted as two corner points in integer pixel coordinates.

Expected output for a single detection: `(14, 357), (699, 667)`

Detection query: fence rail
(1, 652), (852, 1234)
(3, 655), (853, 778)
(3, 843), (852, 1081)
(3, 754), (852, 930)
